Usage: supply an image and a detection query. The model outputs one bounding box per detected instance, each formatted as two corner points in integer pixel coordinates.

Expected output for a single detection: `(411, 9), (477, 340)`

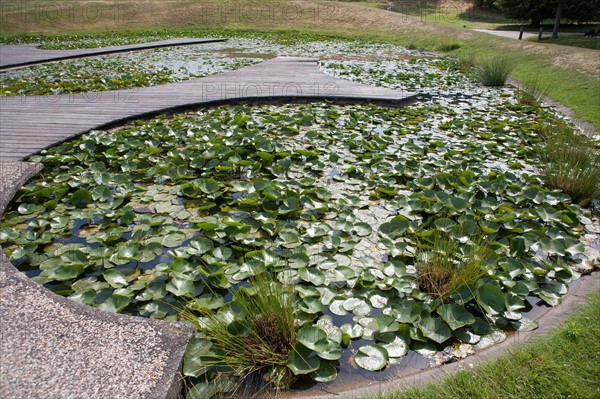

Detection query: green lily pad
(298, 267), (326, 286)
(328, 297), (348, 316)
(103, 269), (128, 288)
(418, 317), (452, 344)
(183, 338), (215, 377)
(68, 189), (93, 208)
(355, 344), (389, 371)
(185, 382), (218, 399)
(166, 276), (195, 296)
(287, 343), (320, 375)
(298, 325), (328, 352)
(476, 282), (506, 315)
(97, 294), (130, 313)
(437, 303), (476, 330)
(310, 361), (338, 382)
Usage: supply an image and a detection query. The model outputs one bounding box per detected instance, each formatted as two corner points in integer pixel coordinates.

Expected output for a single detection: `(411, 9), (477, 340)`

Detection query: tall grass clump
(436, 40), (462, 52)
(516, 75), (548, 106)
(543, 128), (600, 207)
(416, 231), (493, 301)
(475, 57), (514, 87)
(181, 273), (297, 396)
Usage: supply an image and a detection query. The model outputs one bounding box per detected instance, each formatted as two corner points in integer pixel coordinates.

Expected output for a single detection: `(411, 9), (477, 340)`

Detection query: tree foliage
(473, 0), (600, 26)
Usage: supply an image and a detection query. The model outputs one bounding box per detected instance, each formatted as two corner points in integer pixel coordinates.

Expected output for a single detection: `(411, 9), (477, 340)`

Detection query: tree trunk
(552, 0), (564, 39)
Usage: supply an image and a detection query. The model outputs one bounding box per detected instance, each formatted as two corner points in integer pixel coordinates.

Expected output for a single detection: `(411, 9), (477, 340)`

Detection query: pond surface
(0, 34), (597, 396)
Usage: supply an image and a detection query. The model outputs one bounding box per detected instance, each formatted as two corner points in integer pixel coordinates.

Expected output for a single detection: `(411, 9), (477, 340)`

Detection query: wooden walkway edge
(0, 38), (227, 69)
(0, 56), (416, 161)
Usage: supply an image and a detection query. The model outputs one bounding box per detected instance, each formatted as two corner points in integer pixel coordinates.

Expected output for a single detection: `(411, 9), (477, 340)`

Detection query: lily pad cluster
(2, 31), (447, 98)
(0, 94), (588, 384)
(0, 50), (261, 96)
(322, 59), (469, 92)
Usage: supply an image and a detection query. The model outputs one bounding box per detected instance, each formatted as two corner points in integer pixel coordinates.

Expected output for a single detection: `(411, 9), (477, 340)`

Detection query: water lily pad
(310, 361), (338, 382)
(161, 232), (186, 248)
(68, 189), (93, 208)
(353, 222), (373, 237)
(185, 381), (218, 399)
(340, 323), (364, 339)
(298, 325), (328, 352)
(187, 238), (214, 255)
(375, 314), (400, 333)
(183, 338), (215, 377)
(287, 343), (320, 375)
(355, 344), (389, 371)
(413, 341), (437, 357)
(437, 303), (475, 330)
(166, 276), (195, 296)
(103, 269), (128, 288)
(418, 317), (452, 344)
(44, 265), (84, 281)
(97, 294), (129, 313)
(510, 317), (539, 332)
(17, 203), (44, 215)
(382, 334), (410, 358)
(316, 339), (342, 361)
(343, 297), (372, 316)
(476, 282), (506, 315)
(299, 296), (324, 314)
(298, 267), (326, 286)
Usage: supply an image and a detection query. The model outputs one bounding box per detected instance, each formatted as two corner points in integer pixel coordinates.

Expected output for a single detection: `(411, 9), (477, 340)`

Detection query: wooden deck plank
(0, 38), (227, 69)
(1, 57), (417, 161)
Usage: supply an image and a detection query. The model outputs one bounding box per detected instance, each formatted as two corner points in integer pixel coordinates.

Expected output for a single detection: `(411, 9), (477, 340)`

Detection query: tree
(482, 0), (600, 29)
(552, 0), (564, 39)
(493, 0), (555, 27)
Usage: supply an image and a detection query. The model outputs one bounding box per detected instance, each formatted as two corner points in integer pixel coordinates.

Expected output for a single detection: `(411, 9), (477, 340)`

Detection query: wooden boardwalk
(0, 57), (416, 161)
(0, 38), (226, 69)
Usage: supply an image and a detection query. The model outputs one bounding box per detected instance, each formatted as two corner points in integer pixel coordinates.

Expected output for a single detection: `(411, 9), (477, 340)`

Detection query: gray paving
(0, 56), (416, 161)
(0, 162), (195, 399)
(474, 29), (580, 40)
(0, 38), (226, 69)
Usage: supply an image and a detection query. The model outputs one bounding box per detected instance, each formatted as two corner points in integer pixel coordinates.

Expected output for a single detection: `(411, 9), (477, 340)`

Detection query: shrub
(475, 57), (514, 86)
(416, 231), (492, 301)
(181, 273), (297, 396)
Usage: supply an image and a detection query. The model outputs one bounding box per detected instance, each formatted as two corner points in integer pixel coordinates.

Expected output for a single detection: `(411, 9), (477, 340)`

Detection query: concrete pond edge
(0, 162), (195, 399)
(1, 160), (598, 399)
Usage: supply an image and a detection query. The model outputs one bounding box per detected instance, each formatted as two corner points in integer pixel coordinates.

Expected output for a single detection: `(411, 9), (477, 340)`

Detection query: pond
(0, 34), (597, 398)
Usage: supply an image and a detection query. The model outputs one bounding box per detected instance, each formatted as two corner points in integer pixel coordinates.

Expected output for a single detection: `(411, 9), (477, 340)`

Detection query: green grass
(529, 35), (600, 50)
(416, 232), (491, 301)
(181, 273), (297, 395)
(366, 290), (600, 399)
(542, 122), (600, 206)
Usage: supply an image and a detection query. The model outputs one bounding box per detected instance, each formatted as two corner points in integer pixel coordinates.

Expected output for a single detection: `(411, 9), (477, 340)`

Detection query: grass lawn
(530, 35), (600, 51)
(367, 289), (600, 399)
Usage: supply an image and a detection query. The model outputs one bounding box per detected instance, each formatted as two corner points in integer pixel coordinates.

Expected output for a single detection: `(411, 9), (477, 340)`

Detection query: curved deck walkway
(0, 38), (227, 69)
(0, 48), (598, 399)
(0, 55), (415, 398)
(0, 56), (416, 161)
